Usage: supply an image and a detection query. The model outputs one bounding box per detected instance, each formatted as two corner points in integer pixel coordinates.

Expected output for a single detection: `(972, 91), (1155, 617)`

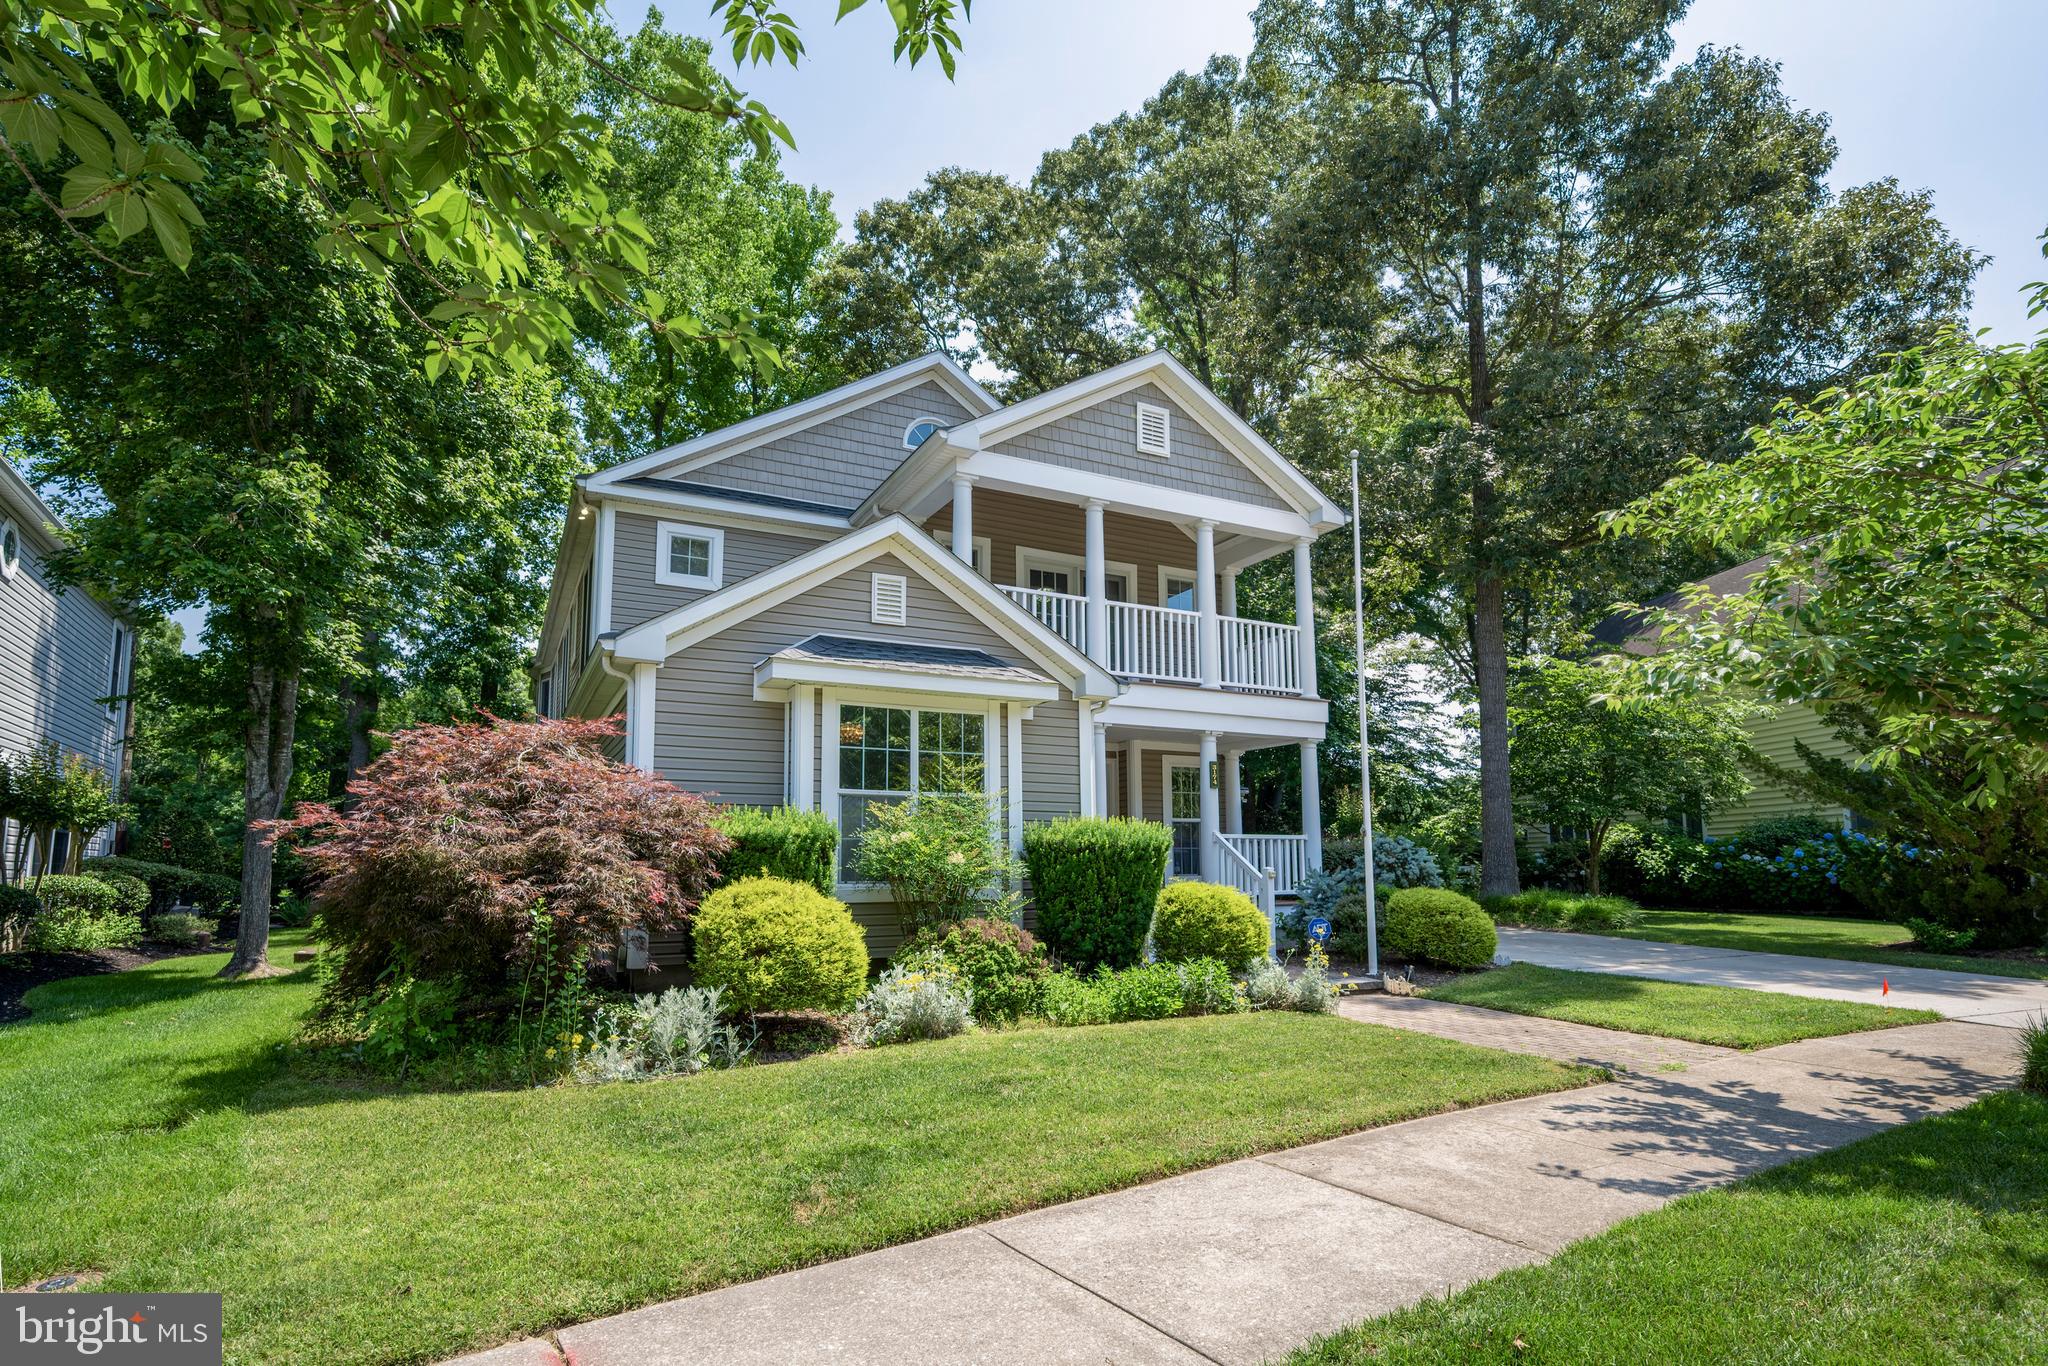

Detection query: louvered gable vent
(870, 572), (909, 625)
(1134, 401), (1171, 456)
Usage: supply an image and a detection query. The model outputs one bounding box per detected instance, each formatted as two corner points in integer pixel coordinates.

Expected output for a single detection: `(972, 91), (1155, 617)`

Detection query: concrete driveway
(1498, 927), (2048, 1029)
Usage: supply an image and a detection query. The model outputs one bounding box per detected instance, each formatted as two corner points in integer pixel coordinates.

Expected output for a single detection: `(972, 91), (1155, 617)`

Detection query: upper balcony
(995, 586), (1305, 695)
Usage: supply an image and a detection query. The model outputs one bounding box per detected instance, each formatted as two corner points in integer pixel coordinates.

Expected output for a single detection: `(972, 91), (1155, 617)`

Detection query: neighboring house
(1581, 554), (1860, 840)
(0, 460), (136, 878)
(533, 351), (1348, 961)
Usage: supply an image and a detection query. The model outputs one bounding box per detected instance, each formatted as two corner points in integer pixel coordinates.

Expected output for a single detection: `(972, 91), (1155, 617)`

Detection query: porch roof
(753, 633), (1062, 703)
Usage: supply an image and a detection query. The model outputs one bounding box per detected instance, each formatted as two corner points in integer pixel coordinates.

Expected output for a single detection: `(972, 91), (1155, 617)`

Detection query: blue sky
(657, 0), (2047, 342)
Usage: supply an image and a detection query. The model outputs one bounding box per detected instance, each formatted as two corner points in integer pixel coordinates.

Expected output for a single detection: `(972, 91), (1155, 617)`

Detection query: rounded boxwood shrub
(90, 871), (151, 918)
(1382, 888), (1497, 969)
(713, 805), (838, 895)
(1024, 818), (1172, 971)
(691, 876), (868, 1015)
(31, 874), (118, 917)
(1151, 882), (1269, 968)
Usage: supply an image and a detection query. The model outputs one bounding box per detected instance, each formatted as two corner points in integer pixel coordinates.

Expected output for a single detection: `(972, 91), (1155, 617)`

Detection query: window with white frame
(0, 518), (20, 580)
(903, 416), (946, 449)
(655, 521), (723, 590)
(836, 704), (986, 872)
(1160, 568), (1198, 611)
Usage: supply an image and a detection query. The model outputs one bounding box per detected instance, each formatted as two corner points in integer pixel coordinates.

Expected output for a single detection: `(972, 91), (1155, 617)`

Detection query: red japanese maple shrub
(271, 715), (727, 1011)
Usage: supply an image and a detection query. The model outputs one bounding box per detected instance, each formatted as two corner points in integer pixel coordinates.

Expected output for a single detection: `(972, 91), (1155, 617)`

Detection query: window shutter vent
(1135, 402), (1171, 456)
(871, 573), (909, 625)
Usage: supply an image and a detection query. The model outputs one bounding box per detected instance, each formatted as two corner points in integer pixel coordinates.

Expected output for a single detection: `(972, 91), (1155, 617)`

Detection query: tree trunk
(1585, 827), (1605, 896)
(339, 626), (379, 800)
(1473, 571), (1520, 896)
(220, 660), (300, 979)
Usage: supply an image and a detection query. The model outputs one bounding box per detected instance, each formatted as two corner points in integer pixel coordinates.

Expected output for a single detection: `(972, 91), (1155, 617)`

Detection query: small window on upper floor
(0, 518), (20, 581)
(1135, 402), (1171, 457)
(655, 521), (724, 591)
(904, 416), (946, 449)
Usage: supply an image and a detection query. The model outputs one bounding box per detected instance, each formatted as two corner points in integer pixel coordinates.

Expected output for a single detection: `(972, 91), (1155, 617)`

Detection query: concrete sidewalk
(449, 1006), (2020, 1366)
(1497, 926), (2048, 1028)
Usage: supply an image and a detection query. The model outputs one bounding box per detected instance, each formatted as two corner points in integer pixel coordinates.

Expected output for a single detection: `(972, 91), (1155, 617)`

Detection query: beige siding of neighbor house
(607, 510), (828, 633)
(990, 382), (1289, 512)
(1707, 703), (1857, 837)
(926, 488), (1233, 606)
(650, 380), (976, 509)
(644, 549), (1081, 960)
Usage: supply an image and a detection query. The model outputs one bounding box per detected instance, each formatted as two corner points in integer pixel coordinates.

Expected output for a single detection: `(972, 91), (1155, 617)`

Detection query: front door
(1164, 757), (1202, 878)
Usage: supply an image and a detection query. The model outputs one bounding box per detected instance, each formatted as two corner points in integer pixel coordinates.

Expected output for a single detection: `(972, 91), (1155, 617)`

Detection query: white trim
(590, 483), (850, 534)
(653, 521), (725, 591)
(822, 689), (842, 838)
(628, 664), (657, 772)
(1126, 738), (1145, 821)
(899, 352), (1346, 527)
(1099, 683), (1330, 742)
(984, 700), (1004, 848)
(905, 415), (950, 450)
(0, 517), (19, 580)
(587, 352), (997, 487)
(791, 686), (817, 808)
(958, 452), (1322, 540)
(1134, 401), (1171, 457)
(1006, 704), (1025, 853)
(1157, 565), (1198, 611)
(754, 656), (1059, 704)
(1015, 545), (1138, 601)
(965, 535), (994, 578)
(1078, 701), (1098, 817)
(593, 504), (616, 634)
(609, 516), (1120, 699)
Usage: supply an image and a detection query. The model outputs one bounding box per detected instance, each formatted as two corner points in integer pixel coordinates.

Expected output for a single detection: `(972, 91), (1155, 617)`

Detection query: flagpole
(1350, 452), (1379, 978)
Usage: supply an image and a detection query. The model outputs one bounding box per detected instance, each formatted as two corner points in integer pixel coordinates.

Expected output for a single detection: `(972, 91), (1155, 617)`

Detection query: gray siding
(991, 383), (1289, 511)
(608, 510), (826, 633)
(653, 380), (975, 509)
(0, 514), (128, 871)
(651, 550), (1046, 806)
(1021, 698), (1082, 824)
(926, 488), (1221, 607)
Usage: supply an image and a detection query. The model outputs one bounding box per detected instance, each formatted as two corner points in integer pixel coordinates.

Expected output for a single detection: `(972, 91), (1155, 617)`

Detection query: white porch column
(1078, 701), (1098, 817)
(1093, 717), (1110, 817)
(1222, 751), (1243, 835)
(791, 685), (817, 808)
(1126, 738), (1144, 821)
(1294, 536), (1317, 698)
(628, 664), (657, 773)
(1006, 704), (1026, 853)
(1221, 570), (1237, 618)
(1195, 519), (1220, 689)
(950, 472), (976, 565)
(1198, 730), (1220, 881)
(1300, 739), (1323, 870)
(1083, 499), (1108, 666)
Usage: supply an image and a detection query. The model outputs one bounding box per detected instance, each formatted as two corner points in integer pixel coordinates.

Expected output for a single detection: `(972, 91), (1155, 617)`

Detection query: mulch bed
(0, 942), (217, 1025)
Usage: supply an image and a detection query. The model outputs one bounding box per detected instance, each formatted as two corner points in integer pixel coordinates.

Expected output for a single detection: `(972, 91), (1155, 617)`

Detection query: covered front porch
(1089, 716), (1325, 905)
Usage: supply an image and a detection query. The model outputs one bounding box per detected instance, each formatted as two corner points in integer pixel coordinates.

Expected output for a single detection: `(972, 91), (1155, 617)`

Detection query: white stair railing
(1215, 834), (1278, 959)
(998, 586), (1087, 654)
(1220, 834), (1311, 895)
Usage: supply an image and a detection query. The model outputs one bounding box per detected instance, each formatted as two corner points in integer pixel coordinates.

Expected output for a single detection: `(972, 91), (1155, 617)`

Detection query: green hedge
(1151, 882), (1269, 968)
(1023, 818), (1171, 971)
(91, 871), (151, 918)
(1383, 888), (1498, 969)
(1482, 889), (1642, 933)
(81, 855), (239, 913)
(31, 874), (118, 917)
(713, 806), (837, 895)
(691, 876), (868, 1014)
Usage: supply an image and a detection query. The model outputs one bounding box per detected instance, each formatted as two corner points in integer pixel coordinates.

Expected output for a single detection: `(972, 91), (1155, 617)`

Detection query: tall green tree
(0, 0), (969, 374)
(1508, 657), (1750, 893)
(1252, 0), (1979, 892)
(1611, 261), (2048, 805)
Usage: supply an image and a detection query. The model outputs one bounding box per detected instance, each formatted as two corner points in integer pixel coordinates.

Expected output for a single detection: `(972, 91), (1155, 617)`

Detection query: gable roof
(1591, 554), (1777, 656)
(585, 352), (998, 492)
(856, 351), (1347, 531)
(608, 514), (1121, 700)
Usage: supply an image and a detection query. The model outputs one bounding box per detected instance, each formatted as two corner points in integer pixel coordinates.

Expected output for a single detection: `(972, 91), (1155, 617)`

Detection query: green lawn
(1426, 962), (1939, 1049)
(1605, 908), (2048, 982)
(0, 936), (1590, 1365)
(1288, 1089), (2048, 1363)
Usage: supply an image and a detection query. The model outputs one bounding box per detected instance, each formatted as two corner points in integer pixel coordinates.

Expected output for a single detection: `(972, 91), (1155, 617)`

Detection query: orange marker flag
(1882, 978), (1890, 995)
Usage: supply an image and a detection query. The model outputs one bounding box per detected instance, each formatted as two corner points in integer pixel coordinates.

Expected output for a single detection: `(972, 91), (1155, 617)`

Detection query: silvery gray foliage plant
(575, 985), (750, 1083)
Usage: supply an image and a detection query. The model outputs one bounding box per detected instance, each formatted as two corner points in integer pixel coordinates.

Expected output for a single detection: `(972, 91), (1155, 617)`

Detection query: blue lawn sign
(1307, 917), (1332, 945)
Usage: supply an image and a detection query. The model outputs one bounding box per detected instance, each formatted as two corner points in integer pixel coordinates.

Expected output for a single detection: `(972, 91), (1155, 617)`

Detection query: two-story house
(1, 459), (136, 879)
(533, 351), (1347, 959)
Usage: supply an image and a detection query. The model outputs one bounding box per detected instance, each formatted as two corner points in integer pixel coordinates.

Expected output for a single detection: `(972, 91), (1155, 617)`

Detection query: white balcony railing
(999, 586), (1087, 653)
(998, 586), (1304, 695)
(1220, 616), (1301, 694)
(1219, 833), (1312, 896)
(1106, 599), (1201, 684)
